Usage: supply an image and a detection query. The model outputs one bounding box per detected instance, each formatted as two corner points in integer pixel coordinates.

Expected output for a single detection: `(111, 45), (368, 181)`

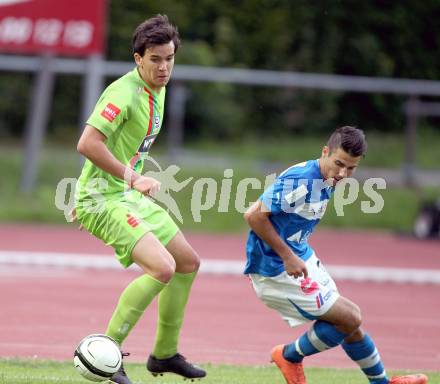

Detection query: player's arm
(244, 200), (308, 279)
(77, 125), (160, 196)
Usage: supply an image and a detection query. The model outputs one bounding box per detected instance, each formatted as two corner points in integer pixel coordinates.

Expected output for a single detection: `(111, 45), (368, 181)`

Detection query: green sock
(106, 274), (166, 345)
(152, 271), (197, 358)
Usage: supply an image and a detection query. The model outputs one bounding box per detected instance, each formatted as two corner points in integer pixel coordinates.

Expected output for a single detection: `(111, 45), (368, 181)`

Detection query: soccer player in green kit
(74, 15), (206, 384)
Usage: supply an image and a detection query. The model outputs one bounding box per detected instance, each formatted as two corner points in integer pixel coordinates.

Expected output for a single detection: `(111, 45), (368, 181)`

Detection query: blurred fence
(1, 54), (440, 190)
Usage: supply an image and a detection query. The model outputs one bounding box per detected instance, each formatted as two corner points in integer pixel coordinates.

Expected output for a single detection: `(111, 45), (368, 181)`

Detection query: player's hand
(69, 207), (84, 230)
(132, 176), (161, 197)
(283, 254), (308, 279)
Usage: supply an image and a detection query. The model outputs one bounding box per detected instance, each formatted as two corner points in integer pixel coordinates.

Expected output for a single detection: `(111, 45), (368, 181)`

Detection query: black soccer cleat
(111, 352), (132, 384)
(147, 353), (206, 379)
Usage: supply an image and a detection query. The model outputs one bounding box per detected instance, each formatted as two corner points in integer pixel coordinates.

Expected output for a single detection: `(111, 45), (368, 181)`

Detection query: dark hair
(132, 14), (181, 56)
(327, 126), (367, 157)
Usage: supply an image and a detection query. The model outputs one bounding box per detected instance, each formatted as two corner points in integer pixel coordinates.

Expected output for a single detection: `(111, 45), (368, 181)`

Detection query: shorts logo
(101, 103), (121, 122)
(300, 278), (319, 295)
(126, 214), (141, 228)
(316, 291), (332, 309)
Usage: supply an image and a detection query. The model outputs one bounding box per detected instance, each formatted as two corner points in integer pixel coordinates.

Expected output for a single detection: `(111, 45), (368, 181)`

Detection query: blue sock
(342, 334), (388, 384)
(283, 321), (347, 363)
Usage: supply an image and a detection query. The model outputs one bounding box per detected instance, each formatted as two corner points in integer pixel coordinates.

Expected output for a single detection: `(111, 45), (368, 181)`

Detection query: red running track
(1, 224), (439, 269)
(0, 225), (439, 372)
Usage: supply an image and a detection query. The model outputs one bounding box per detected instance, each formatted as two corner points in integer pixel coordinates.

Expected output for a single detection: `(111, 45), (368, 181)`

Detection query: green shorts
(75, 190), (179, 268)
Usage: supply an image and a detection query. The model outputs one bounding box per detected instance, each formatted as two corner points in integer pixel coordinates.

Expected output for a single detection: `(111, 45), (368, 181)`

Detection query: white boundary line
(1, 250), (440, 284)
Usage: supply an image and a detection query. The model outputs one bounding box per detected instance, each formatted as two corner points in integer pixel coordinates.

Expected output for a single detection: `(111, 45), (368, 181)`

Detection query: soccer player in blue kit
(244, 126), (428, 384)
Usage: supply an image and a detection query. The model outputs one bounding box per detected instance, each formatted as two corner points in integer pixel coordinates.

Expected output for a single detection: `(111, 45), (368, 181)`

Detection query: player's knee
(346, 305), (362, 333)
(188, 252), (200, 272)
(153, 263), (176, 283)
(176, 250), (200, 273)
(150, 255), (176, 283)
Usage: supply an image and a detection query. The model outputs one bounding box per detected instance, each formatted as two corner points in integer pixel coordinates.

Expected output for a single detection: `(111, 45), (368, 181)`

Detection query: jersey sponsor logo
(100, 103), (121, 122)
(293, 199), (329, 220)
(126, 213), (141, 228)
(285, 184), (309, 205)
(287, 230), (302, 243)
(137, 133), (157, 154)
(287, 228), (312, 244)
(300, 277), (320, 295)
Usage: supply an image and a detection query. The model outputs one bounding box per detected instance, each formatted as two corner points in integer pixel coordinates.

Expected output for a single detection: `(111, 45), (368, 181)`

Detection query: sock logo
(118, 322), (130, 337)
(126, 214), (141, 228)
(300, 278), (319, 295)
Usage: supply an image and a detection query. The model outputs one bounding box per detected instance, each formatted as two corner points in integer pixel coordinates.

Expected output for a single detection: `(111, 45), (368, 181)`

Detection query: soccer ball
(73, 334), (122, 382)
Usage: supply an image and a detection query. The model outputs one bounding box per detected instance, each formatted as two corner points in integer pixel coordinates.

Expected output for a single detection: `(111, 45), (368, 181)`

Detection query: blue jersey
(244, 159), (333, 277)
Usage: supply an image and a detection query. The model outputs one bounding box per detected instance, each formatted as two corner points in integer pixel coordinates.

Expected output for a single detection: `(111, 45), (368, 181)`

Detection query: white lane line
(1, 250), (440, 284)
(327, 265), (440, 285)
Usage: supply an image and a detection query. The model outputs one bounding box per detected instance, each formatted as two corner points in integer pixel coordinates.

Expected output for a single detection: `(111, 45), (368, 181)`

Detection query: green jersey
(76, 68), (166, 199)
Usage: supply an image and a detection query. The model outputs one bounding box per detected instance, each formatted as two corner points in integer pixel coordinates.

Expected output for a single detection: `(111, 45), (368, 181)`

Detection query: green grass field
(1, 359), (439, 384)
(37, 128), (440, 170)
(189, 129), (440, 169)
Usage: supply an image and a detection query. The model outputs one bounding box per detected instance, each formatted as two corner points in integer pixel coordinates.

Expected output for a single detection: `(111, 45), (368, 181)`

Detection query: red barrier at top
(0, 0), (106, 56)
